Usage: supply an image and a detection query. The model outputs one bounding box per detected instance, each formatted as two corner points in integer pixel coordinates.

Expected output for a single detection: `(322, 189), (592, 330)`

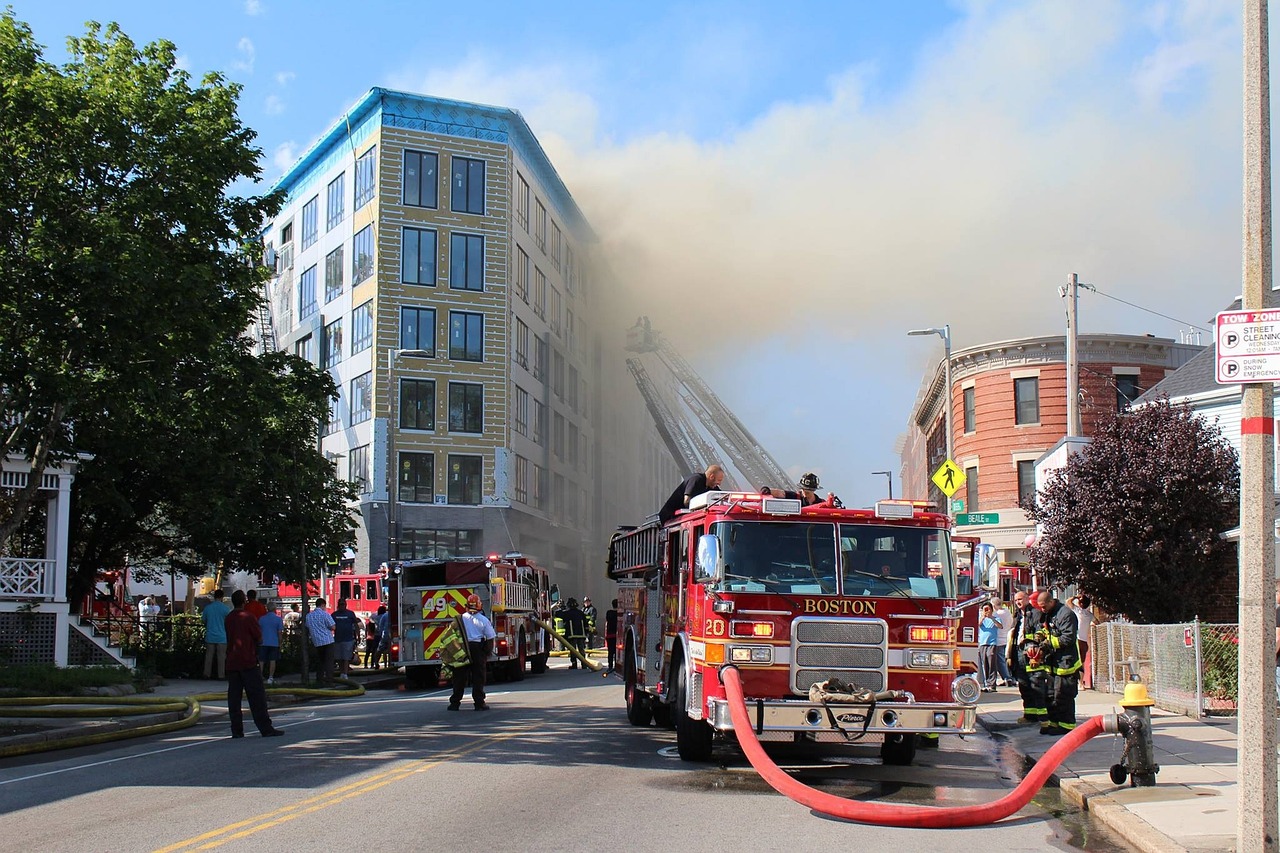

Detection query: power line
(1077, 283), (1210, 333)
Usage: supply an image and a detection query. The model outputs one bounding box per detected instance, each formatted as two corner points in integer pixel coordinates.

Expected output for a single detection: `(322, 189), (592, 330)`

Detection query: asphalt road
(0, 663), (1136, 853)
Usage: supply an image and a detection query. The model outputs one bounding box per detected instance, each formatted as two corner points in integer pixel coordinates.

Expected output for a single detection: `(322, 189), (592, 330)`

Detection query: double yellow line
(154, 723), (537, 852)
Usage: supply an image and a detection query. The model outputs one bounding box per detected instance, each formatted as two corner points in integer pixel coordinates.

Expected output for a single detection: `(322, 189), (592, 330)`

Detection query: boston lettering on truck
(383, 552), (555, 688)
(607, 491), (981, 764)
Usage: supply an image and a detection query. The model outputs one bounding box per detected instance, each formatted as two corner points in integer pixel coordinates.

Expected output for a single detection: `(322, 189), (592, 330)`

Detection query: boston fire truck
(385, 553), (554, 687)
(276, 569), (386, 650)
(607, 491), (981, 764)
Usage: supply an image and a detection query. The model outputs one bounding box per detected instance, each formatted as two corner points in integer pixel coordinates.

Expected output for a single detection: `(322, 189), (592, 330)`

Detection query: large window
(550, 221), (561, 269)
(449, 233), (484, 291)
(516, 173), (529, 231)
(449, 311), (484, 361)
(533, 399), (546, 445)
(549, 286), (562, 335)
(963, 386), (976, 433)
(448, 382), (483, 433)
(567, 364), (578, 411)
(533, 336), (548, 381)
(398, 452), (434, 503)
(533, 464), (547, 509)
(350, 372), (372, 424)
(534, 268), (546, 319)
(1014, 377), (1039, 425)
(399, 378), (435, 430)
(513, 384), (529, 436)
(325, 245), (344, 303)
(354, 146), (376, 211)
(402, 226), (437, 285)
(535, 199), (546, 251)
(323, 396), (341, 436)
(351, 300), (372, 353)
(326, 173), (345, 231)
(1017, 460), (1036, 507)
(399, 528), (480, 560)
(965, 466), (979, 513)
(447, 454), (483, 505)
(552, 350), (565, 399)
(294, 333), (314, 363)
(299, 265), (318, 319)
(514, 454), (529, 503)
(515, 247), (529, 302)
(565, 246), (575, 294)
(553, 412), (565, 458)
(568, 422), (579, 467)
(514, 318), (529, 369)
(353, 224), (374, 284)
(451, 157), (485, 214)
(400, 306), (436, 354)
(1116, 374), (1142, 411)
(349, 444), (370, 494)
(321, 318), (342, 369)
(301, 196), (318, 249)
(404, 150), (438, 208)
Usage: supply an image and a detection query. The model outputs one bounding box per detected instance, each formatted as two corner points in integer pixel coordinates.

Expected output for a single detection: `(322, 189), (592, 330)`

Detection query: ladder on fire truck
(625, 317), (791, 490)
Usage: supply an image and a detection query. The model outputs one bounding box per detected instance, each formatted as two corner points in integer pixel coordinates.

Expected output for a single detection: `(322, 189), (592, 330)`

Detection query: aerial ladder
(625, 317), (791, 490)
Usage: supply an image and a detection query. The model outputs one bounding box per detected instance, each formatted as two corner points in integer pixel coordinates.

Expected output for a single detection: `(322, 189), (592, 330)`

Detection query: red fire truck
(276, 570), (387, 650)
(384, 553), (555, 687)
(607, 491), (981, 764)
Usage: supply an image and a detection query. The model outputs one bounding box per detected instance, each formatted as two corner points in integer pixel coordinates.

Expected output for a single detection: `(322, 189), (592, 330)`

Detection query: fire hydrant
(1104, 678), (1159, 787)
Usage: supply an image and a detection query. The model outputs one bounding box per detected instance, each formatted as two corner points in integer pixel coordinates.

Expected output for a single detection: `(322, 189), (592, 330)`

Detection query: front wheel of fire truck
(880, 732), (918, 766)
(508, 630), (527, 681)
(673, 659), (713, 762)
(624, 643), (652, 727)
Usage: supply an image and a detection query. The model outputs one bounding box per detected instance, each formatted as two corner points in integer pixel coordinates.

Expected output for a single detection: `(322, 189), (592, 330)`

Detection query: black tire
(625, 645), (653, 726)
(673, 660), (713, 761)
(881, 732), (918, 766)
(509, 631), (527, 681)
(529, 652), (549, 674)
(405, 665), (434, 689)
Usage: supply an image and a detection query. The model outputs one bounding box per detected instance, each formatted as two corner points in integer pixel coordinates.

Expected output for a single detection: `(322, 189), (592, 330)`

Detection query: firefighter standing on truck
(448, 594), (495, 711)
(556, 598), (588, 669)
(1028, 589), (1080, 736)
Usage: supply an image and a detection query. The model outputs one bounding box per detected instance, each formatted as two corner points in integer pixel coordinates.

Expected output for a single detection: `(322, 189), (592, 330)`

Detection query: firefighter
(1009, 589), (1048, 724)
(557, 598), (588, 669)
(581, 597), (599, 648)
(759, 472), (824, 507)
(1028, 589), (1081, 736)
(448, 594), (495, 711)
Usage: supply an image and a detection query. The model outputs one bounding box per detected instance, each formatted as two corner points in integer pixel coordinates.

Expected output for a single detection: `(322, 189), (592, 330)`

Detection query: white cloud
(232, 37), (255, 74)
(275, 70), (296, 87)
(244, 0), (263, 16)
(174, 54), (191, 73)
(265, 95), (285, 116)
(273, 142), (298, 173)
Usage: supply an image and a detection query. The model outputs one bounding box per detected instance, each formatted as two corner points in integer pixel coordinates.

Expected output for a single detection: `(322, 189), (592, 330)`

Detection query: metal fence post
(1193, 617), (1204, 717)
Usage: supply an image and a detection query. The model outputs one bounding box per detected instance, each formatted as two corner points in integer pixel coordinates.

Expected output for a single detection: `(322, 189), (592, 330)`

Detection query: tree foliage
(1025, 398), (1239, 623)
(0, 15), (355, 598)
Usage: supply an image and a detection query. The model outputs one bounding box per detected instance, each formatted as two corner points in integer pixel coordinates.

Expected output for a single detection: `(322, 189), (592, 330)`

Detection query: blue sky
(8, 1), (1255, 507)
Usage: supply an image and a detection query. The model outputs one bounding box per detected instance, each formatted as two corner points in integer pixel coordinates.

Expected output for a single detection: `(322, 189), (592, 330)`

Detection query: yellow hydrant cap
(1120, 680), (1155, 707)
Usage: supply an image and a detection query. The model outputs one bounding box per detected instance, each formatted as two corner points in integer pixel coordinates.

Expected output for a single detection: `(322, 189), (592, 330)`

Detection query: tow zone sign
(1216, 309), (1280, 384)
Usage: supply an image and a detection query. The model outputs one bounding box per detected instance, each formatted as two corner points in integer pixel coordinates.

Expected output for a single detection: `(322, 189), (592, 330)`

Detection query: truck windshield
(710, 521), (838, 594)
(839, 524), (956, 599)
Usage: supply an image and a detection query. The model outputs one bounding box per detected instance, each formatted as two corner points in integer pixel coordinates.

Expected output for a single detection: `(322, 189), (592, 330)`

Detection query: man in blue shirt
(202, 589), (232, 680)
(258, 602), (285, 685)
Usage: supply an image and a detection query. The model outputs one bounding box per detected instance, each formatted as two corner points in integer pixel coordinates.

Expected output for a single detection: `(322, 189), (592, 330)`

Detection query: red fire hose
(719, 665), (1106, 827)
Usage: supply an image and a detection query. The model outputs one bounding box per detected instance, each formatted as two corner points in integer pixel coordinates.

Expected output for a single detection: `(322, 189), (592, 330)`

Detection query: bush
(0, 664), (133, 696)
(126, 615), (309, 679)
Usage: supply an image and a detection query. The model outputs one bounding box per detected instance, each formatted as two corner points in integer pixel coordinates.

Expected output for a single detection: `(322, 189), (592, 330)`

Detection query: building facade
(260, 88), (677, 602)
(902, 333), (1203, 562)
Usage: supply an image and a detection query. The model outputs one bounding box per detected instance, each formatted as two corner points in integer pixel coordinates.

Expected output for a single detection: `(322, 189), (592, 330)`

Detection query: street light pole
(872, 470), (893, 500)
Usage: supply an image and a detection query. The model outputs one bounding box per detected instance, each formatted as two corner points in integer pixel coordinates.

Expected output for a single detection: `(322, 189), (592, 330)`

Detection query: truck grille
(791, 616), (887, 694)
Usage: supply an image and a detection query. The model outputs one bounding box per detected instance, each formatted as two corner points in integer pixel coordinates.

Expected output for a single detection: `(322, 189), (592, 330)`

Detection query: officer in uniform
(1027, 589), (1081, 736)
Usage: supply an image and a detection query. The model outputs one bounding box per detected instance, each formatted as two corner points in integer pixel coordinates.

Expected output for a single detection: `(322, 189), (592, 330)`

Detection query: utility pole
(1064, 273), (1081, 438)
(1240, 1), (1278, 849)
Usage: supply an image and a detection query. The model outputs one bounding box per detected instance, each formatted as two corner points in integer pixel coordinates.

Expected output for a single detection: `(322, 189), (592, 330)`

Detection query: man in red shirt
(244, 588), (268, 621)
(225, 589), (285, 738)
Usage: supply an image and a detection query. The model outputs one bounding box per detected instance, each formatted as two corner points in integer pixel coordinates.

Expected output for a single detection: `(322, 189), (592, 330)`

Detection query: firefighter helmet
(466, 593), (482, 610)
(798, 472), (820, 491)
(567, 597), (578, 608)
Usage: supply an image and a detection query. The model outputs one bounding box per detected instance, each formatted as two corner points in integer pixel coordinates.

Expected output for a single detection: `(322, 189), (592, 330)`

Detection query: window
(552, 350), (565, 399)
(451, 157), (485, 214)
(350, 371), (372, 424)
(398, 452), (434, 503)
(398, 528), (481, 560)
(1014, 377), (1039, 425)
(449, 311), (484, 361)
(399, 379), (435, 430)
(326, 173), (345, 231)
(321, 318), (343, 369)
(566, 310), (575, 354)
(533, 336), (548, 381)
(534, 268), (546, 319)
(323, 396), (341, 436)
(351, 300), (372, 353)
(567, 364), (579, 411)
(1017, 460), (1036, 507)
(294, 334), (314, 363)
(965, 466), (979, 513)
(553, 412), (565, 458)
(565, 246), (575, 294)
(1116, 374), (1142, 411)
(533, 399), (546, 445)
(353, 224), (374, 284)
(515, 248), (529, 302)
(449, 233), (484, 291)
(535, 199), (546, 251)
(549, 286), (562, 335)
(448, 454), (483, 505)
(299, 265), (318, 319)
(550, 221), (561, 269)
(568, 422), (579, 467)
(532, 464), (547, 509)
(516, 173), (530, 230)
(963, 386), (976, 434)
(301, 196), (318, 249)
(514, 318), (529, 369)
(448, 382), (483, 433)
(280, 221), (294, 245)
(400, 306), (436, 355)
(354, 146), (376, 210)
(349, 444), (370, 494)
(325, 245), (344, 303)
(513, 384), (529, 436)
(514, 455), (529, 503)
(403, 150), (438, 208)
(402, 226), (437, 285)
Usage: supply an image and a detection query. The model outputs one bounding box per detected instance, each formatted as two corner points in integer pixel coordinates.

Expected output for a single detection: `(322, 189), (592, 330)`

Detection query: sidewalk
(978, 685), (1239, 853)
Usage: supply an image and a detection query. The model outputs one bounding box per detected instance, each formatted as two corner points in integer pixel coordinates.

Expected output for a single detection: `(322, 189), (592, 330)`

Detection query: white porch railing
(0, 557), (56, 600)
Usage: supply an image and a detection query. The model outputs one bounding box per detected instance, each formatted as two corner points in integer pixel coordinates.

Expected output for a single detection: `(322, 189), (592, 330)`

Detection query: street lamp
(872, 470), (893, 500)
(387, 347), (432, 562)
(907, 323), (953, 484)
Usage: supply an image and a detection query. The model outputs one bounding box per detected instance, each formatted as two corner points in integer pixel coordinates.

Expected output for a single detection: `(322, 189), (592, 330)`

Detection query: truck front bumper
(706, 696), (978, 737)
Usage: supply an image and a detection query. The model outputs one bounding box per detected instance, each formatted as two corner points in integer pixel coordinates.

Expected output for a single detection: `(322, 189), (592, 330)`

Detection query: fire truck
(276, 569), (387, 650)
(607, 491), (982, 765)
(384, 553), (555, 688)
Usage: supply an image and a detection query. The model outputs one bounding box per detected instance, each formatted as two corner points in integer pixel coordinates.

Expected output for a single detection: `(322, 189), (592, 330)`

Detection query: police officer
(557, 598), (588, 669)
(1028, 590), (1081, 736)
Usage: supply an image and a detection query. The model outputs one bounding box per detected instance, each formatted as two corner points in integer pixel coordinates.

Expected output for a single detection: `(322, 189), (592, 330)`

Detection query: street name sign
(1216, 309), (1280, 383)
(956, 512), (999, 526)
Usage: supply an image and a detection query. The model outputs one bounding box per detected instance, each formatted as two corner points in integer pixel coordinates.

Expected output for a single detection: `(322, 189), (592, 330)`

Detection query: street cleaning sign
(1216, 309), (1280, 383)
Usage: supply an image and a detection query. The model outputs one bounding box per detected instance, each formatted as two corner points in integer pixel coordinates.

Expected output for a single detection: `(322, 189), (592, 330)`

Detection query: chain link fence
(1091, 620), (1240, 718)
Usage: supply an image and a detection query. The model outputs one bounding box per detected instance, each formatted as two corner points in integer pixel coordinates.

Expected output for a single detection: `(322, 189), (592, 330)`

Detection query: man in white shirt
(994, 598), (1015, 686)
(1069, 595), (1095, 689)
(448, 593), (497, 711)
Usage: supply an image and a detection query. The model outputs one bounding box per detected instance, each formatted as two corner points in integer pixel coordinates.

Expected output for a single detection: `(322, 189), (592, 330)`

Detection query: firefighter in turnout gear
(1014, 590), (1050, 724)
(1027, 589), (1081, 735)
(556, 598), (589, 669)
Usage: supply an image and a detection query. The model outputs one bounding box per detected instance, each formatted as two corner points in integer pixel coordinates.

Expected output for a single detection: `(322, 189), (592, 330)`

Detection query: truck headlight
(908, 649), (950, 669)
(728, 645), (773, 664)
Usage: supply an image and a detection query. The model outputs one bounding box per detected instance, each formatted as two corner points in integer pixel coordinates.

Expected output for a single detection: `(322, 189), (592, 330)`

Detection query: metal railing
(1092, 619), (1239, 718)
(0, 557), (56, 600)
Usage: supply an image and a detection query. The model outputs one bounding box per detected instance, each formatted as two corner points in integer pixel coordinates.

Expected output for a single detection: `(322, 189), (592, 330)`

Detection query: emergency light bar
(875, 500), (916, 519)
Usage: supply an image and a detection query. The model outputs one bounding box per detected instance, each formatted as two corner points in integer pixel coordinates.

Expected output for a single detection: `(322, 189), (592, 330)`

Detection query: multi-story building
(902, 333), (1203, 562)
(259, 88), (677, 601)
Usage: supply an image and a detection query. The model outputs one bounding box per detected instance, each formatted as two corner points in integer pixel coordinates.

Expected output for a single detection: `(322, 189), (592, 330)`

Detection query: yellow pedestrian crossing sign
(932, 459), (965, 498)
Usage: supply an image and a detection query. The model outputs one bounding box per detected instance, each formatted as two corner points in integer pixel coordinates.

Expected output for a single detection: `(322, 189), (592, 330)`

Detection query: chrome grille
(795, 621), (884, 645)
(795, 669), (884, 693)
(791, 616), (888, 695)
(796, 645), (884, 668)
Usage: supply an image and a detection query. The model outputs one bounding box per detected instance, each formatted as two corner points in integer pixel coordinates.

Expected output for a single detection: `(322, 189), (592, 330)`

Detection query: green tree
(1025, 398), (1239, 623)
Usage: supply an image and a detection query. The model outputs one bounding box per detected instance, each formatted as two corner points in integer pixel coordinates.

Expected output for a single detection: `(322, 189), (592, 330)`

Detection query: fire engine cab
(607, 491), (981, 764)
(384, 553), (554, 687)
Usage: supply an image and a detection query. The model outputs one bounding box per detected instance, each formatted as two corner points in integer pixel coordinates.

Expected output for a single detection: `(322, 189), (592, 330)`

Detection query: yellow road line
(154, 724), (537, 853)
